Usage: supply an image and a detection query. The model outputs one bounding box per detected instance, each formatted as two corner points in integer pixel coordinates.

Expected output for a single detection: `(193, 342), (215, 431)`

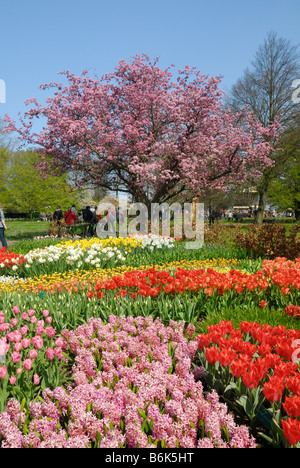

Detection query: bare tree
(226, 31), (300, 223)
(0, 118), (15, 151)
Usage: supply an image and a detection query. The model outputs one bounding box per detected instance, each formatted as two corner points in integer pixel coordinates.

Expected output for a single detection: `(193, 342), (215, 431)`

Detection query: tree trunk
(295, 199), (300, 221)
(255, 183), (269, 224)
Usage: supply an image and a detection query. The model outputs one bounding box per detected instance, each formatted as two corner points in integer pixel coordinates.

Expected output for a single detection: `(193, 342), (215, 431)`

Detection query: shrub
(233, 224), (300, 259)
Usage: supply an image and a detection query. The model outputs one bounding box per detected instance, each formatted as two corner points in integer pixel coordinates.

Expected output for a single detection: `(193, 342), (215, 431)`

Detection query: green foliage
(268, 151), (300, 216)
(1, 151), (76, 216)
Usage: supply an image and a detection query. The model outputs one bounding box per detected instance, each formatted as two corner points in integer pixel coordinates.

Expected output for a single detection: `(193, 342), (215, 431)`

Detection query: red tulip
(230, 360), (248, 378)
(283, 395), (300, 418)
(263, 376), (285, 402)
(205, 346), (220, 365)
(282, 418), (300, 446)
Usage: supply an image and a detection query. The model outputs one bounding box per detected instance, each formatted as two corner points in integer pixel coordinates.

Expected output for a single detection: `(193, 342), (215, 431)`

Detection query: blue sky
(1, 0), (299, 136)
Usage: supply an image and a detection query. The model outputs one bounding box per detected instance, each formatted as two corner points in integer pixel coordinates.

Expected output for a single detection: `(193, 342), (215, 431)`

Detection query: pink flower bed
(0, 315), (256, 448)
(0, 306), (63, 395)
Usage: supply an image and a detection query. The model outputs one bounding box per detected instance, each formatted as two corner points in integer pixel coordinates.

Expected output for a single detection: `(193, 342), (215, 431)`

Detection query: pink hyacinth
(0, 412), (23, 448)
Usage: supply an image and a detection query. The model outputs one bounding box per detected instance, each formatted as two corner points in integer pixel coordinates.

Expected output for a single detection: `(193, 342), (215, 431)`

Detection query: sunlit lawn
(5, 219), (50, 241)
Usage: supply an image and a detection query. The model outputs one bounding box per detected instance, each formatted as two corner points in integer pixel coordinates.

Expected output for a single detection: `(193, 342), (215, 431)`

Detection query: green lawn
(5, 219), (50, 241)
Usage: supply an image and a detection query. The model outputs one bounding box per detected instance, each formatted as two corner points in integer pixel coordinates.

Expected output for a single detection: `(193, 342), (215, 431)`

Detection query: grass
(5, 219), (50, 241)
(4, 217), (298, 241)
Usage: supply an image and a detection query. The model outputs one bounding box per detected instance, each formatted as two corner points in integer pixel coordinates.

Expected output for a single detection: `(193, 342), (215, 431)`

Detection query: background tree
(227, 31), (300, 223)
(4, 55), (279, 212)
(2, 151), (77, 217)
(269, 126), (300, 220)
(0, 146), (10, 204)
(0, 120), (15, 205)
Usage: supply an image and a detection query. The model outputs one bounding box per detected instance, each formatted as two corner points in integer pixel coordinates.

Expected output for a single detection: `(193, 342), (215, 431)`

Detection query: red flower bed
(86, 258), (299, 301)
(0, 248), (27, 269)
(285, 305), (300, 319)
(197, 320), (300, 447)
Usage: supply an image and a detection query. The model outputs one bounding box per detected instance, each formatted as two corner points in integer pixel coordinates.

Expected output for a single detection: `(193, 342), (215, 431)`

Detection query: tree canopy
(4, 55), (280, 208)
(0, 150), (76, 217)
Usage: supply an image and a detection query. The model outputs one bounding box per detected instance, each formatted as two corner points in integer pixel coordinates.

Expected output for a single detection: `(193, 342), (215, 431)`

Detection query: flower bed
(0, 248), (27, 274)
(196, 320), (300, 447)
(0, 258), (238, 294)
(0, 315), (256, 448)
(0, 306), (68, 409)
(83, 259), (299, 309)
(0, 235), (178, 278)
(0, 234), (299, 449)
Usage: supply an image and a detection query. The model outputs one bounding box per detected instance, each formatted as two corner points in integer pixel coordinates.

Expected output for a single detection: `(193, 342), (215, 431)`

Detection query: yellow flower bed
(0, 258), (239, 294)
(56, 237), (142, 251)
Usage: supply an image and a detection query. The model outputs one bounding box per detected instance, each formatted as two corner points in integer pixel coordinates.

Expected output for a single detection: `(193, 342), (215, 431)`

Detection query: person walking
(214, 208), (221, 225)
(82, 206), (94, 236)
(209, 207), (216, 225)
(82, 206), (93, 223)
(64, 207), (78, 225)
(0, 203), (8, 249)
(53, 205), (63, 222)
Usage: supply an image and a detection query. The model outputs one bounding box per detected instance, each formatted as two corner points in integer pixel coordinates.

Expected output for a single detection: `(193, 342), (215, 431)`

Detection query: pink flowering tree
(4, 55), (280, 208)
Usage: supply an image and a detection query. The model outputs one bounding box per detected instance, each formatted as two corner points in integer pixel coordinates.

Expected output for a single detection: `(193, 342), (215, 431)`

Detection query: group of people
(208, 207), (258, 224)
(53, 205), (78, 225)
(52, 204), (99, 236)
